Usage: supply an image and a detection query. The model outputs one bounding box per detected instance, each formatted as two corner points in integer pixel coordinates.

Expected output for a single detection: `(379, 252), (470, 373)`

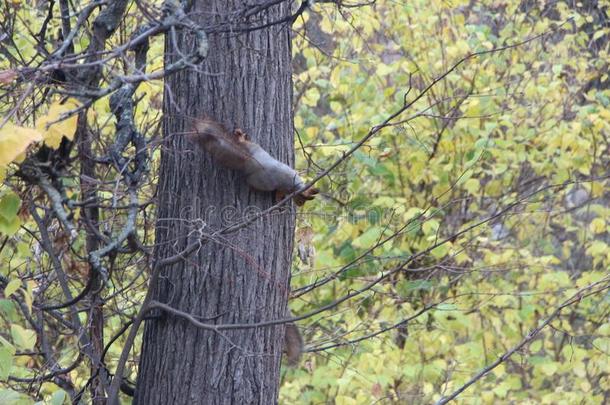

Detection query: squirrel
(188, 118), (308, 367)
(284, 321), (303, 366)
(188, 118), (310, 365)
(187, 118), (318, 206)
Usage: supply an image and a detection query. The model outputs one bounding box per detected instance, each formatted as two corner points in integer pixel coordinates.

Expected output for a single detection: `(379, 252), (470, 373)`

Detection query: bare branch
(435, 276), (610, 405)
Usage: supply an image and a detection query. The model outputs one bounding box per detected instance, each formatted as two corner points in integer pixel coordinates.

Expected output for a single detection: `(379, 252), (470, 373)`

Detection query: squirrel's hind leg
(275, 190), (288, 203)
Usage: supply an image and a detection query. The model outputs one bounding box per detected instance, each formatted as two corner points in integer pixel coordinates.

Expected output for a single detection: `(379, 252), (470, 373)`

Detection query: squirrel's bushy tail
(284, 322), (303, 366)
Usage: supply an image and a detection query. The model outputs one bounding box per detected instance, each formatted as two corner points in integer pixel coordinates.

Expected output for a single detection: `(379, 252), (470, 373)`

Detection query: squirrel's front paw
(294, 187), (319, 206)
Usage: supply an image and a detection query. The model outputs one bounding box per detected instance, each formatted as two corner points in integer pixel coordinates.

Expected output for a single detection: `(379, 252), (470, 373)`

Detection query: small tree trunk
(77, 116), (107, 404)
(134, 2), (294, 404)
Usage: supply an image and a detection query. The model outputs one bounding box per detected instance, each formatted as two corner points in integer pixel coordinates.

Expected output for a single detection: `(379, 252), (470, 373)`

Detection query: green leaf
(0, 215), (21, 236)
(397, 280), (433, 297)
(10, 325), (36, 351)
(492, 381), (510, 398)
(50, 390), (68, 405)
(0, 300), (17, 320)
(422, 220), (440, 235)
(435, 303), (457, 311)
(4, 279), (21, 298)
(529, 340), (542, 352)
(0, 193), (20, 221)
(0, 345), (14, 380)
(0, 389), (33, 405)
(539, 362), (558, 376)
(338, 244), (356, 261)
(352, 227), (382, 248)
(592, 30), (606, 41)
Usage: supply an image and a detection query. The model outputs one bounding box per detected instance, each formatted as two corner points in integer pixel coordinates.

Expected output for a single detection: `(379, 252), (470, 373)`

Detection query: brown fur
(188, 118), (318, 205)
(284, 322), (303, 366)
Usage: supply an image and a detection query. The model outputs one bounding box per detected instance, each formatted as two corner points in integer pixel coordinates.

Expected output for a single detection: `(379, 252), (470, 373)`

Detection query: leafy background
(282, 1), (609, 404)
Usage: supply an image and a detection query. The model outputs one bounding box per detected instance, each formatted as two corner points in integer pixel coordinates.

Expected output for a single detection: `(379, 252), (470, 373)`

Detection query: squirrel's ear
(234, 128), (249, 142)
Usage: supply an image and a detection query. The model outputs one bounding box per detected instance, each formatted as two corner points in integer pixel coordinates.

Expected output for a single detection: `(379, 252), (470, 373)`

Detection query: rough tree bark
(134, 2), (295, 404)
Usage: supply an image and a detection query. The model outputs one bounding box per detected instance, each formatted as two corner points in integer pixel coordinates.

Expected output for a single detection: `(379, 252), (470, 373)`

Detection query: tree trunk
(134, 2), (294, 404)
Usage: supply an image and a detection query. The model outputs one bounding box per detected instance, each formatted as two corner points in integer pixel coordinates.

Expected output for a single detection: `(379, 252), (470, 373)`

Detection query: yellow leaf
(376, 63), (393, 76)
(21, 281), (35, 313)
(404, 207), (424, 221)
(336, 395), (357, 405)
(422, 219), (439, 235)
(0, 123), (43, 167)
(463, 178), (480, 194)
(36, 98), (81, 148)
(13, 151), (27, 164)
(302, 88), (320, 107)
(589, 218), (606, 234)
